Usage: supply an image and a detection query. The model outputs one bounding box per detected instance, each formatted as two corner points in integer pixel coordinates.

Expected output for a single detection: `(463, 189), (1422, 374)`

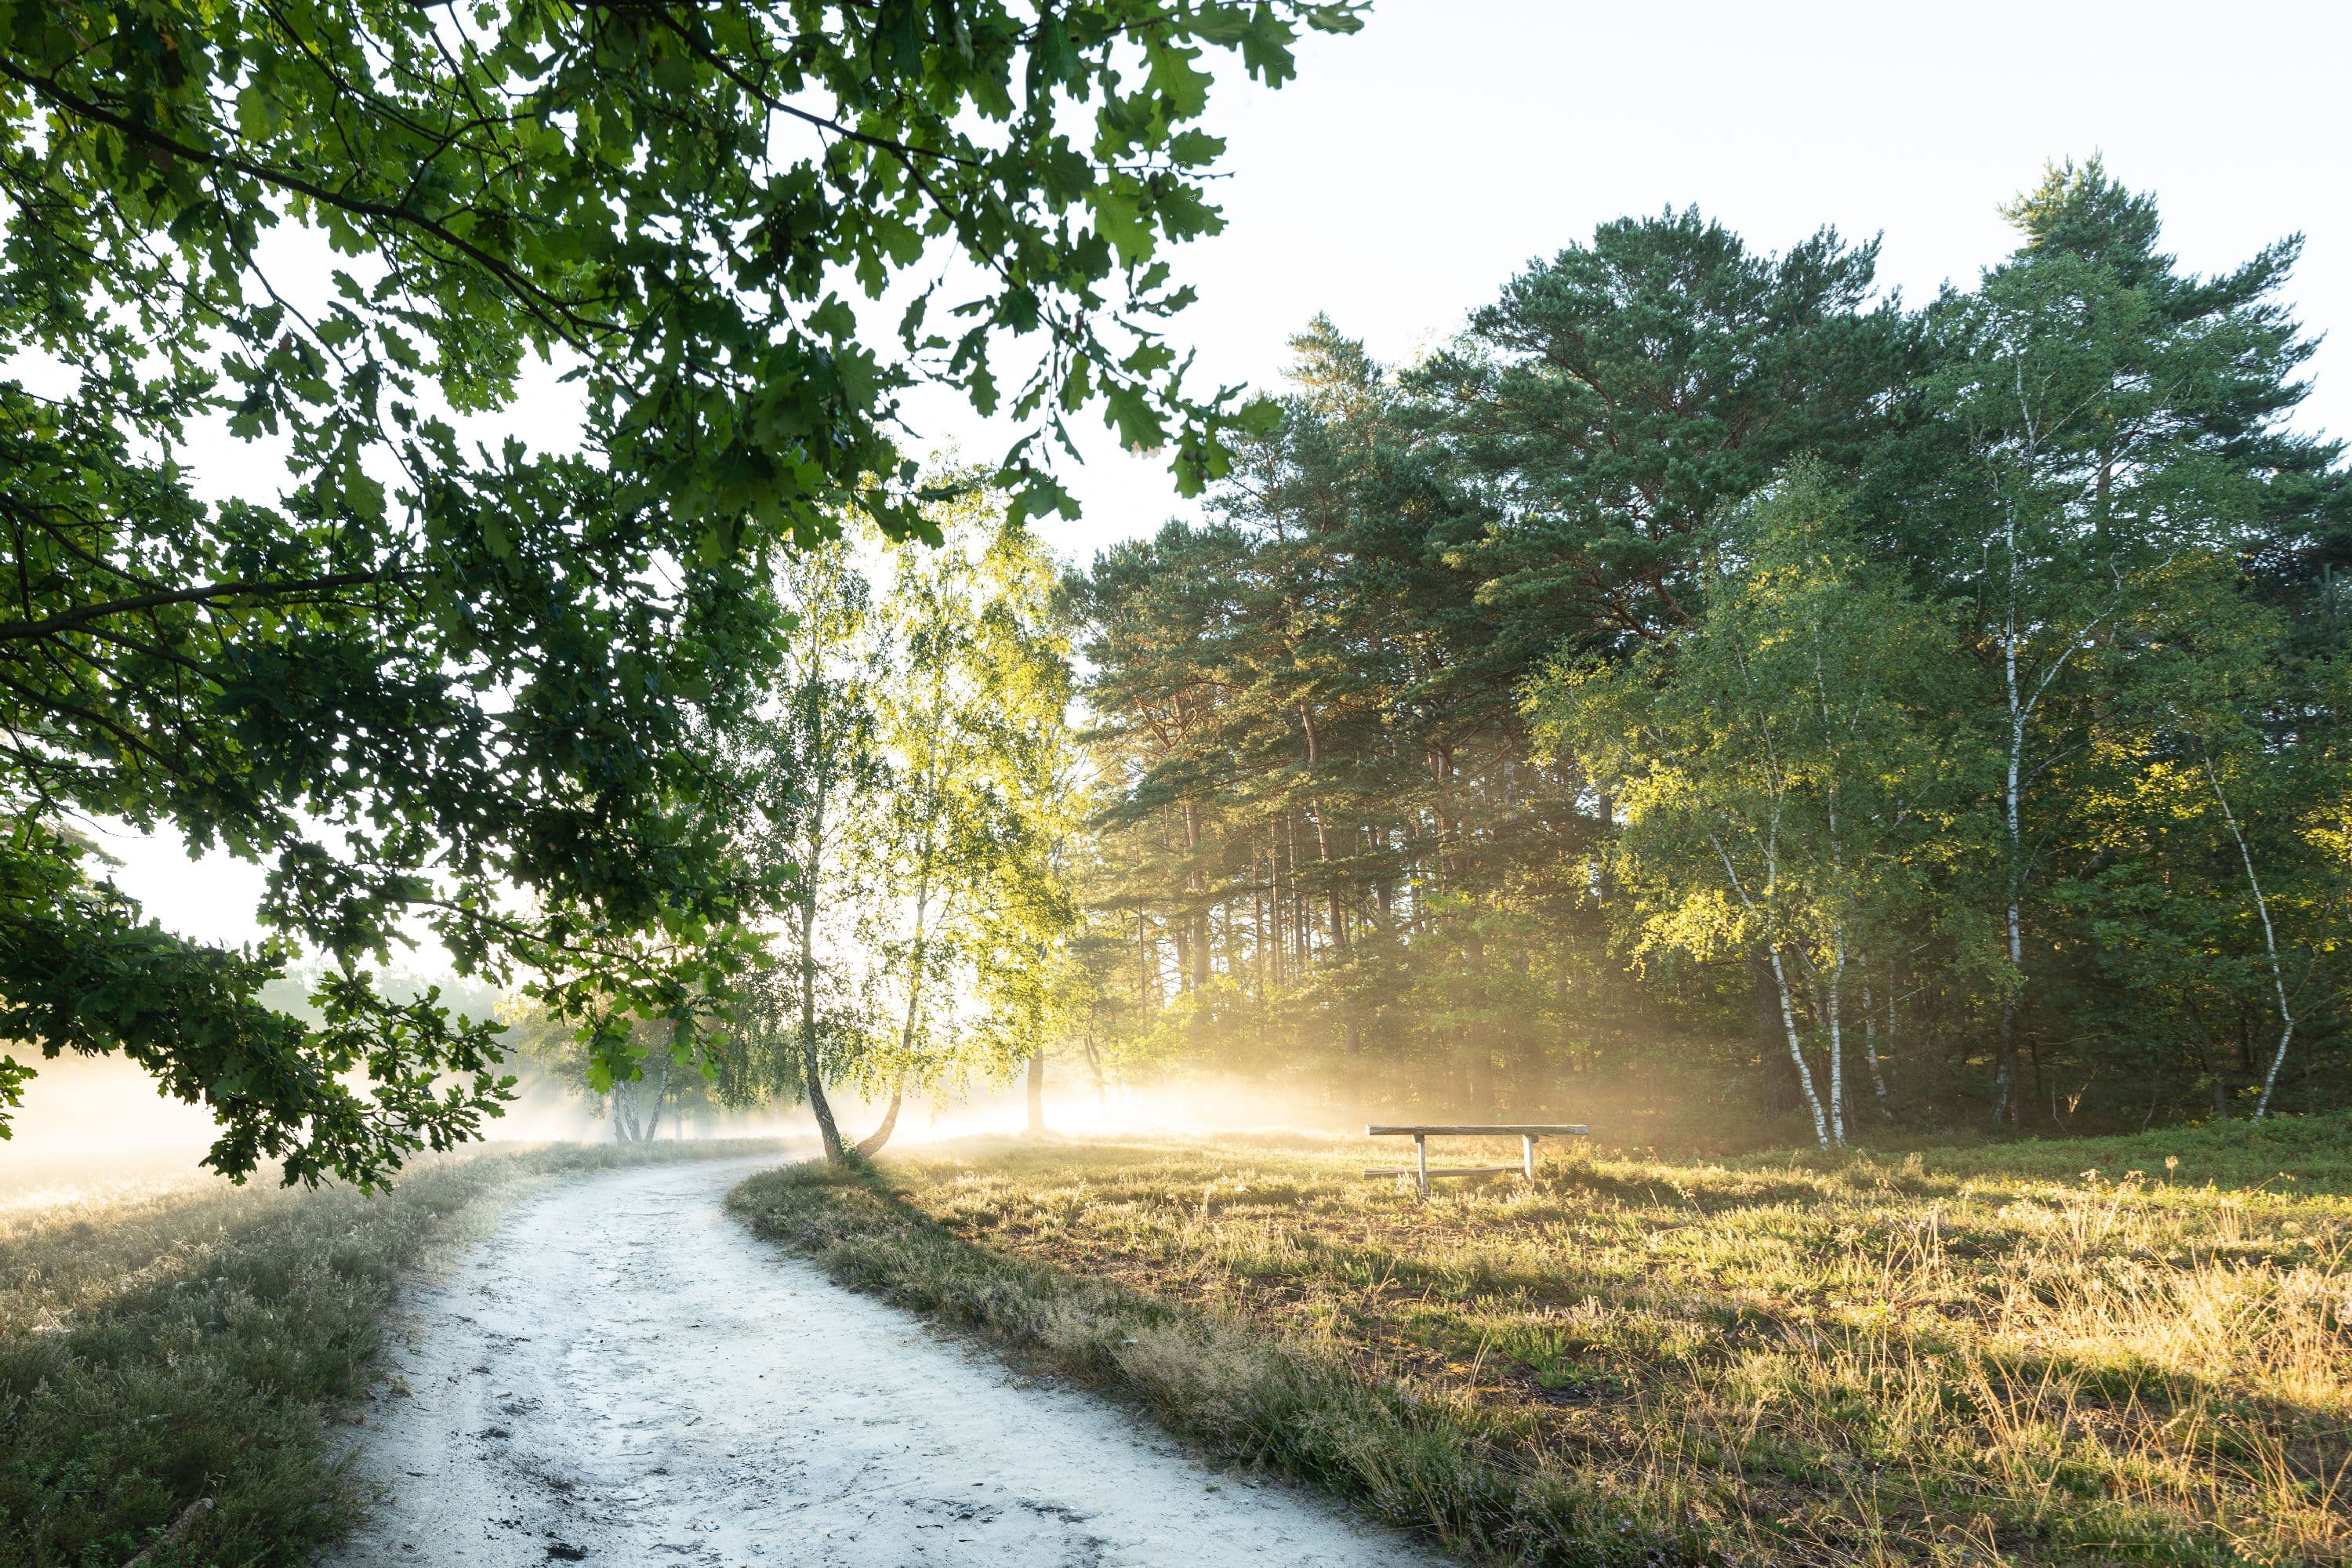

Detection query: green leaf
(1087, 182), (1155, 267)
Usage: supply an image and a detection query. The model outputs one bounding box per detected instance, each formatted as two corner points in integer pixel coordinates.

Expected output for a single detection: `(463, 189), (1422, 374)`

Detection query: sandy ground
(328, 1157), (1438, 1567)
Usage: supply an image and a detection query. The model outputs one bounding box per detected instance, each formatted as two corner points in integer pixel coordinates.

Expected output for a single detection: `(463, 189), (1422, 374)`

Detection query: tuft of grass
(730, 1116), (2352, 1568)
(0, 1137), (793, 1568)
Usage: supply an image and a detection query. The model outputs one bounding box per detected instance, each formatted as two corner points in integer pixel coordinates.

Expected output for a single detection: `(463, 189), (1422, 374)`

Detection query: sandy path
(330, 1157), (1436, 1567)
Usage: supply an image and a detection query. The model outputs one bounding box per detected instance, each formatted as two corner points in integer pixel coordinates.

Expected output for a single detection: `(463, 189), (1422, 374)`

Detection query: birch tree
(851, 487), (1080, 1149)
(1920, 160), (2315, 1120)
(1529, 466), (1954, 1147)
(731, 541), (885, 1164)
(2090, 556), (2326, 1120)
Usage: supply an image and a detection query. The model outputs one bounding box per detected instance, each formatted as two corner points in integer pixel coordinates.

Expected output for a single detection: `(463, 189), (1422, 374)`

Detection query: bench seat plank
(1365, 1124), (1588, 1137)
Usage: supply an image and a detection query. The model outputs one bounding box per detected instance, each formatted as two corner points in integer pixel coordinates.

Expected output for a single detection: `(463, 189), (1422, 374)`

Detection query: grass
(729, 1116), (2352, 1568)
(0, 1136), (793, 1568)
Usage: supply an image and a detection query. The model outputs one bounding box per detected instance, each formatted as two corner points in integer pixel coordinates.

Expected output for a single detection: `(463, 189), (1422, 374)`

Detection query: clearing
(328, 1156), (1434, 1566)
(734, 1122), (2352, 1568)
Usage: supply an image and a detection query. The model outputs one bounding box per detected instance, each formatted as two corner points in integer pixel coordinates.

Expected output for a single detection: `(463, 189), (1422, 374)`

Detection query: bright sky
(103, 0), (2352, 950)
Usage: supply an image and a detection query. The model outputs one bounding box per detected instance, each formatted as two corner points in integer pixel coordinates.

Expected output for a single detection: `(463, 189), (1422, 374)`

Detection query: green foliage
(866, 489), (1083, 1092)
(713, 483), (1082, 1152)
(0, 0), (1359, 1182)
(1412, 210), (1913, 649)
(1069, 162), (2352, 1137)
(1529, 468), (1965, 1145)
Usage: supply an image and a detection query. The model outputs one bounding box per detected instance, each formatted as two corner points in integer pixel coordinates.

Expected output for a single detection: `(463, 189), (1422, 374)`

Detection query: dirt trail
(331, 1156), (1436, 1566)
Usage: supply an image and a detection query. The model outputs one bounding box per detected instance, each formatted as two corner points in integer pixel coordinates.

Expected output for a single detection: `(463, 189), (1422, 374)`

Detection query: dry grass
(731, 1117), (2352, 1568)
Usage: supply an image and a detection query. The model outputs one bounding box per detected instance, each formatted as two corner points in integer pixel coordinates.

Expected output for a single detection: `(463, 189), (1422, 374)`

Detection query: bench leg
(1523, 1134), (1537, 1181)
(1415, 1134), (1428, 1199)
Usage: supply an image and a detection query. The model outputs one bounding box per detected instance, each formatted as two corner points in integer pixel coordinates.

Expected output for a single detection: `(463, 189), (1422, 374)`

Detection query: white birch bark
(2205, 757), (2296, 1120)
(1769, 945), (1831, 1150)
(1860, 973), (1892, 1112)
(1826, 933), (1846, 1147)
(1998, 486), (2026, 1125)
(1714, 834), (1830, 1149)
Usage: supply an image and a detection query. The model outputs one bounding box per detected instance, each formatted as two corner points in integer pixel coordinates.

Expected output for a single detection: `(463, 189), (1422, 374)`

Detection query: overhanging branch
(0, 572), (392, 643)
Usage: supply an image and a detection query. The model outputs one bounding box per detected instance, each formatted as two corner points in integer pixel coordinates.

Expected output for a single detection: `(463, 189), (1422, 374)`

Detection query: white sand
(328, 1157), (1438, 1567)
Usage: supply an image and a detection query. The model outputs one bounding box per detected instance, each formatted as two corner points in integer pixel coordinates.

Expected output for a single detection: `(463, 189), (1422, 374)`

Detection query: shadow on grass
(729, 1154), (1727, 1568)
(734, 1145), (2352, 1568)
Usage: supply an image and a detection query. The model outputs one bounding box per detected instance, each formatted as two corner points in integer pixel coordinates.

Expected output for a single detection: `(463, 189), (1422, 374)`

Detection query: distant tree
(718, 489), (1079, 1161)
(2053, 555), (2343, 1121)
(1414, 209), (1914, 652)
(501, 999), (720, 1141)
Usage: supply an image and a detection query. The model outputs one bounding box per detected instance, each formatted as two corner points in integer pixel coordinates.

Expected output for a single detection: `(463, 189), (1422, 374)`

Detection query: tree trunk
(1297, 704), (1348, 957)
(641, 1040), (673, 1141)
(1462, 1040), (1495, 1118)
(1860, 971), (1892, 1114)
(1825, 938), (1846, 1147)
(800, 709), (844, 1164)
(1181, 800), (1207, 991)
(2206, 757), (2296, 1120)
(1138, 911), (1156, 1007)
(800, 977), (844, 1163)
(1768, 946), (1831, 1150)
(1253, 868), (1268, 998)
(1460, 928), (1493, 1116)
(1994, 997), (2019, 1127)
(1266, 836), (1284, 986)
(854, 1083), (903, 1157)
(1712, 833), (1824, 1146)
(1082, 1031), (1107, 1105)
(1998, 497), (2026, 1129)
(859, 867), (932, 1161)
(1025, 1051), (1046, 1134)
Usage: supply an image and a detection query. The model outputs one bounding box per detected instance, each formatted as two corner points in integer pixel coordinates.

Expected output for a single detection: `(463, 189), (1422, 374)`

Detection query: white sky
(103, 0), (2352, 950)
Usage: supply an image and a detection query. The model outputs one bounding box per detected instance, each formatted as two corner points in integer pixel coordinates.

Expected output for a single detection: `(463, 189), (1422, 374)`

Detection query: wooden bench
(1365, 1123), (1590, 1197)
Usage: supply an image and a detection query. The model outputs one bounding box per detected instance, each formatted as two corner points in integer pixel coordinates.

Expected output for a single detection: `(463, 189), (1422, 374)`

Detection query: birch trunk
(1998, 534), (2025, 1127)
(1713, 834), (1829, 1149)
(800, 692), (844, 1164)
(854, 1084), (902, 1157)
(860, 858), (935, 1159)
(1860, 973), (1892, 1112)
(1826, 935), (1846, 1147)
(2205, 758), (2296, 1120)
(1769, 946), (1831, 1150)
